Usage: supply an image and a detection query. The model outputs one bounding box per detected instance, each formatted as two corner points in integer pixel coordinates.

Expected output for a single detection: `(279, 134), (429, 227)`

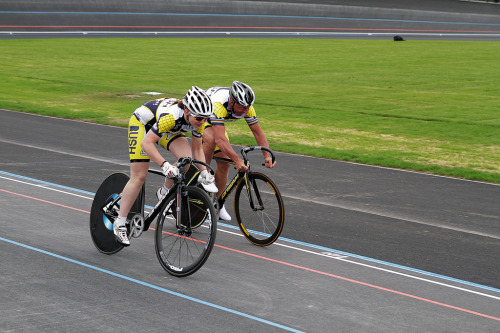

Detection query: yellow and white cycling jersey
(128, 97), (205, 162)
(205, 87), (258, 127)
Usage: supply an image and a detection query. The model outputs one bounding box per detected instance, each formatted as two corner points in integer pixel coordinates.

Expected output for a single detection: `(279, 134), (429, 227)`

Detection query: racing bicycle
(179, 146), (284, 246)
(90, 157), (217, 277)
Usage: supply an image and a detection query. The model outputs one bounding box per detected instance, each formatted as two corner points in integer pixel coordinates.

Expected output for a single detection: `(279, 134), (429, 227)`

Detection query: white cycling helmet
(182, 86), (214, 117)
(230, 81), (255, 107)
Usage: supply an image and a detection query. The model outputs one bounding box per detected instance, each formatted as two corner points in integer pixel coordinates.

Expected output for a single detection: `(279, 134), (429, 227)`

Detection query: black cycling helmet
(182, 86), (214, 117)
(229, 81), (255, 107)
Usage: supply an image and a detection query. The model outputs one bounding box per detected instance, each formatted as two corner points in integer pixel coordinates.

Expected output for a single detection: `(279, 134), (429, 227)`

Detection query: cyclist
(203, 81), (276, 221)
(114, 86), (216, 246)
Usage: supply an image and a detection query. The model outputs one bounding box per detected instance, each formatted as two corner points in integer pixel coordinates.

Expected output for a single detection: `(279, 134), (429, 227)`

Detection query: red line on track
(3, 187), (500, 322)
(0, 188), (90, 214)
(214, 243), (500, 322)
(0, 25), (499, 34)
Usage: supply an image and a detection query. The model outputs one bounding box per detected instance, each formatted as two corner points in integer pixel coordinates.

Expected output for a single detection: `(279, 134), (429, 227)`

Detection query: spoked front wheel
(234, 172), (285, 246)
(155, 186), (217, 277)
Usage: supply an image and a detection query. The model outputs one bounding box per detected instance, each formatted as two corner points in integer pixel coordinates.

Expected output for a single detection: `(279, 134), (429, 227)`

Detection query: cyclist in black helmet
(203, 81), (275, 221)
(114, 86), (216, 246)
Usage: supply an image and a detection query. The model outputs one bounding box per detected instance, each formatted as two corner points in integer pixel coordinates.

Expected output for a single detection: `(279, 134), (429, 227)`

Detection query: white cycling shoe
(113, 222), (130, 246)
(201, 182), (218, 193)
(156, 186), (170, 201)
(219, 204), (231, 221)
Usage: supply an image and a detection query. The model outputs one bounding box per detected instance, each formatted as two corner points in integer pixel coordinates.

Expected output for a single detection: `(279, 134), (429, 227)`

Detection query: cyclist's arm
(191, 136), (208, 171)
(249, 123), (276, 168)
(143, 113), (177, 167)
(141, 130), (167, 167)
(202, 127), (216, 164)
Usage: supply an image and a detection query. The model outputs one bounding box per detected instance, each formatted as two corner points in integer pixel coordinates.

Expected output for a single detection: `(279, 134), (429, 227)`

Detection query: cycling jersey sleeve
(210, 102), (228, 126)
(245, 106), (258, 126)
(192, 123), (207, 138)
(152, 113), (176, 136)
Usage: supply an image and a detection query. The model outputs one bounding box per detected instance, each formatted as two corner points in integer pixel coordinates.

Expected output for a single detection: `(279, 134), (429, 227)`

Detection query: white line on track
(0, 137), (128, 166)
(2, 31), (500, 37)
(0, 175), (94, 200)
(1, 135), (499, 240)
(281, 191), (500, 240)
(2, 172), (500, 300)
(2, 111), (499, 186)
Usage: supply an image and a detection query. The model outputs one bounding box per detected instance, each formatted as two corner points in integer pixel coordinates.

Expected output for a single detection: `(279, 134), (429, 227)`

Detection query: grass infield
(0, 38), (499, 183)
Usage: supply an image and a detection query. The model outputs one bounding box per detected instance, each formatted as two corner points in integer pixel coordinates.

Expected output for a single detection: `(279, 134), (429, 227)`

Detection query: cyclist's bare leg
(118, 161), (150, 219)
(213, 151), (230, 198)
(202, 126), (230, 198)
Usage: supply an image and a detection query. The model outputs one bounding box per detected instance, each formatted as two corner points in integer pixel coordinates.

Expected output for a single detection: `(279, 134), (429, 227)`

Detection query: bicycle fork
(175, 188), (193, 236)
(244, 173), (265, 211)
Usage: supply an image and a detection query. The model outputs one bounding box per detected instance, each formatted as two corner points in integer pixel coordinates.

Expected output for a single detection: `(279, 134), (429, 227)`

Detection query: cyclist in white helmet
(114, 86), (216, 246)
(203, 81), (276, 221)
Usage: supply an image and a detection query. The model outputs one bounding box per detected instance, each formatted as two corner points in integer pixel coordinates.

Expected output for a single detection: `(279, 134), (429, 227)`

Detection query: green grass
(1, 38), (499, 183)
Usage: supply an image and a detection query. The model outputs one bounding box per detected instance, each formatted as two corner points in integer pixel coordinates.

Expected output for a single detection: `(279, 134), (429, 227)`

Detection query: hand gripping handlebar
(148, 157), (215, 177)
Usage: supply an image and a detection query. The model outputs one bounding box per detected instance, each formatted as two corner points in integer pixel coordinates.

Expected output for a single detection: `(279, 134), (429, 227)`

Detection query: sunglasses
(191, 114), (208, 121)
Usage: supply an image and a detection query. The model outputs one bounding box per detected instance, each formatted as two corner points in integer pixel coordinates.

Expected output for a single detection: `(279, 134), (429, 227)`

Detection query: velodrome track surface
(1, 0), (500, 40)
(1, 1), (500, 331)
(1, 110), (500, 331)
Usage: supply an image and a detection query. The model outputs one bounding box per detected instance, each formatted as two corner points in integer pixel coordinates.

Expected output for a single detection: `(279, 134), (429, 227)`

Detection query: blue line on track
(1, 11), (499, 27)
(275, 235), (500, 294)
(2, 170), (500, 295)
(0, 170), (95, 196)
(0, 236), (305, 333)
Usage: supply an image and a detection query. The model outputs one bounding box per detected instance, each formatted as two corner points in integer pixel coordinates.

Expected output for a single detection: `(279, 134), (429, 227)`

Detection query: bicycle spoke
(155, 186), (216, 277)
(235, 172), (284, 246)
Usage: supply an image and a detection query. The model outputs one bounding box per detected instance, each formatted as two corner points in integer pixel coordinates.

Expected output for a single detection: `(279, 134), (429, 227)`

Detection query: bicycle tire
(154, 186), (217, 277)
(234, 172), (285, 246)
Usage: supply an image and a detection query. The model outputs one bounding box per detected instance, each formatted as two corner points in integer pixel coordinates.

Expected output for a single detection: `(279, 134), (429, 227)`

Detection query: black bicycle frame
(215, 146), (275, 211)
(144, 180), (180, 230)
(100, 157), (213, 232)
